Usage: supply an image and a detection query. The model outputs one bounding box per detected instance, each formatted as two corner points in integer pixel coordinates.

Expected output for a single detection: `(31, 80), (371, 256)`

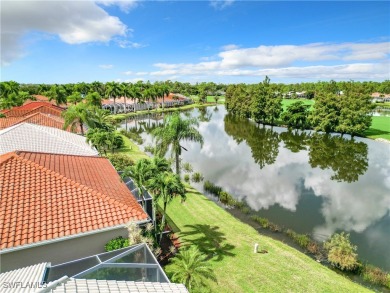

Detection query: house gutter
(0, 219), (150, 254)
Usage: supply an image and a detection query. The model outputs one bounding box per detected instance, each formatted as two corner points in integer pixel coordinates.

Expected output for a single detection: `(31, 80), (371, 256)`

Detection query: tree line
(1, 79), (389, 111)
(225, 77), (376, 137)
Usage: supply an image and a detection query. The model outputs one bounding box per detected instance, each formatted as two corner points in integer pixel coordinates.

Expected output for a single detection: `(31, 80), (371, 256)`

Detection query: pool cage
(44, 244), (169, 284)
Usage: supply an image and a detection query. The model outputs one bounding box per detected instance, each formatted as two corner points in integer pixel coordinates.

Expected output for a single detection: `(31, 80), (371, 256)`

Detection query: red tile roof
(2, 102), (64, 117)
(0, 112), (78, 132)
(0, 151), (148, 250)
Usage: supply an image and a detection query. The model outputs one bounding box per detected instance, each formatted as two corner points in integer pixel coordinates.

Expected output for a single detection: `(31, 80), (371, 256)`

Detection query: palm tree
(160, 84), (170, 110)
(47, 84), (67, 106)
(122, 159), (153, 209)
(62, 103), (90, 135)
(147, 171), (185, 241)
(67, 91), (82, 105)
(166, 246), (217, 291)
(121, 82), (132, 113)
(105, 81), (121, 114)
(152, 113), (204, 175)
(129, 84), (142, 113)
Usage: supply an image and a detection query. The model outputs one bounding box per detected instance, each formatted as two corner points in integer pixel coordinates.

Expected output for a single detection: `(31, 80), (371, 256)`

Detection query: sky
(1, 0), (389, 84)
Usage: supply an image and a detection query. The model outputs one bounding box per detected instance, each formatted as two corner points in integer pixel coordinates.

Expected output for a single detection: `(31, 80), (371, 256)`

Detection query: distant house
(0, 151), (149, 272)
(102, 93), (192, 114)
(0, 244), (188, 292)
(371, 92), (390, 102)
(0, 123), (98, 156)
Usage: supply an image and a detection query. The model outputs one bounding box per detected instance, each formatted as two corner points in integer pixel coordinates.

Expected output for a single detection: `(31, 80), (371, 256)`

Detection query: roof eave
(0, 218), (150, 254)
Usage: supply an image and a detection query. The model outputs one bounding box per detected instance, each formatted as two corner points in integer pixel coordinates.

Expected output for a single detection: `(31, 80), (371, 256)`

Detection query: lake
(120, 105), (390, 271)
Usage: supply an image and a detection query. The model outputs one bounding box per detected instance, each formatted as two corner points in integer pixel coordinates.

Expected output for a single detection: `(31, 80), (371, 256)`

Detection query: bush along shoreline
(203, 180), (390, 291)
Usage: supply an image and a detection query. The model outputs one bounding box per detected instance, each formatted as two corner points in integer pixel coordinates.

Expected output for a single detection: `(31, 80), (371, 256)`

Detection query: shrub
(106, 153), (134, 171)
(191, 172), (204, 183)
(240, 206), (251, 214)
(361, 265), (390, 288)
(307, 241), (322, 255)
(268, 223), (281, 232)
(286, 229), (310, 248)
(251, 216), (270, 229)
(218, 191), (237, 206)
(184, 174), (190, 182)
(120, 129), (144, 144)
(144, 144), (155, 154)
(233, 201), (245, 209)
(324, 232), (359, 271)
(203, 180), (222, 196)
(105, 236), (129, 252)
(182, 162), (193, 173)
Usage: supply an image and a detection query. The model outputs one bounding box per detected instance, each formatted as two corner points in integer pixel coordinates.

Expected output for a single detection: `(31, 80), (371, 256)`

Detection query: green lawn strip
(163, 186), (370, 293)
(117, 133), (149, 161)
(281, 98), (315, 111)
(364, 116), (390, 140)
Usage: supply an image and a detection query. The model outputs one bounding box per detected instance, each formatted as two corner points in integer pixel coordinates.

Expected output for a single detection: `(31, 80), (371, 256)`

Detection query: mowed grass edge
(163, 186), (371, 292)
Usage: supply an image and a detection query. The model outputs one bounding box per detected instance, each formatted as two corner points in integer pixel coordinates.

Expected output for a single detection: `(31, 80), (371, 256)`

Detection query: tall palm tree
(62, 103), (90, 135)
(47, 84), (67, 106)
(160, 84), (170, 110)
(121, 82), (132, 113)
(121, 159), (153, 209)
(105, 81), (121, 114)
(152, 113), (204, 175)
(129, 84), (143, 113)
(147, 171), (185, 241)
(166, 246), (217, 291)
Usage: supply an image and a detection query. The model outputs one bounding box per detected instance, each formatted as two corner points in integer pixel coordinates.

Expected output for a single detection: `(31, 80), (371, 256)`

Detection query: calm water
(120, 106), (390, 270)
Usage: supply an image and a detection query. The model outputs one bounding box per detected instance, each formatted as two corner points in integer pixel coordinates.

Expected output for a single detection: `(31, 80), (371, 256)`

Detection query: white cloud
(136, 71), (149, 76)
(210, 0), (235, 10)
(221, 44), (240, 51)
(122, 70), (133, 75)
(117, 40), (147, 49)
(99, 64), (114, 69)
(147, 42), (390, 80)
(0, 1), (130, 65)
(96, 0), (138, 13)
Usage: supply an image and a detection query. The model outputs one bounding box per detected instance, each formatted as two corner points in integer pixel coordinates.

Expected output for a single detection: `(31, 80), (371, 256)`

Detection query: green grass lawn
(117, 134), (149, 161)
(163, 186), (370, 293)
(191, 95), (225, 104)
(282, 98), (315, 111)
(364, 116), (390, 140)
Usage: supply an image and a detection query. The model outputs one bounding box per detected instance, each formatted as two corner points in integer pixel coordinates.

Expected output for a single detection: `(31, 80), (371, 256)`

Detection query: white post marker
(254, 243), (259, 253)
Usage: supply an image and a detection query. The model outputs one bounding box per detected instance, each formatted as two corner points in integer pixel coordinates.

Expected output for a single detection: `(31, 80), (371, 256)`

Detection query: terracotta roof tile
(3, 102), (64, 118)
(0, 112), (79, 132)
(0, 152), (148, 250)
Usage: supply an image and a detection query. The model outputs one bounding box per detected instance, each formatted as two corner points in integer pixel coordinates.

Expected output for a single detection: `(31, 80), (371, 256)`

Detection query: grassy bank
(163, 186), (369, 292)
(364, 116), (390, 140)
(117, 126), (370, 292)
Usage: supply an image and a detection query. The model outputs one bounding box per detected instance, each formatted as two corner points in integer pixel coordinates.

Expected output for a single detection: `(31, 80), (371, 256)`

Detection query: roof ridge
(13, 153), (137, 213)
(0, 122), (25, 135)
(17, 150), (102, 159)
(20, 123), (94, 152)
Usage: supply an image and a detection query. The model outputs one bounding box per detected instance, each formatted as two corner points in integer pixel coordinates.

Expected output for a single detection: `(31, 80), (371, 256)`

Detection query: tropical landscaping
(1, 79), (390, 292)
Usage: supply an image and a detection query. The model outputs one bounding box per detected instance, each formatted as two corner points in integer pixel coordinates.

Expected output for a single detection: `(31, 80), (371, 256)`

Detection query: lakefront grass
(364, 116), (390, 140)
(163, 186), (370, 292)
(117, 117), (370, 292)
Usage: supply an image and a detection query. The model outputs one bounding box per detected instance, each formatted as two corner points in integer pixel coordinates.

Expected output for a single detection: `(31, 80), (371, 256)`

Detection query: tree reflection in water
(224, 114), (368, 183)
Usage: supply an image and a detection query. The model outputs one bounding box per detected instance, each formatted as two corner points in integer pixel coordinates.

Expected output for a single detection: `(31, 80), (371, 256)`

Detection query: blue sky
(1, 0), (389, 84)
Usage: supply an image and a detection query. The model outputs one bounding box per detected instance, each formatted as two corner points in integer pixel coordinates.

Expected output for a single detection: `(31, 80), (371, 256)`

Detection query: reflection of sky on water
(121, 106), (390, 270)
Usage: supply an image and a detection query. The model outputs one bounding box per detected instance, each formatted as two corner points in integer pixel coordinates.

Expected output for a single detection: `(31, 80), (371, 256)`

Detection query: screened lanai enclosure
(44, 244), (169, 283)
(102, 97), (193, 114)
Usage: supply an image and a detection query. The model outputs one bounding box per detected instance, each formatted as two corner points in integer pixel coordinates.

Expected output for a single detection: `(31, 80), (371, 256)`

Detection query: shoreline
(117, 135), (382, 292)
(112, 103), (390, 143)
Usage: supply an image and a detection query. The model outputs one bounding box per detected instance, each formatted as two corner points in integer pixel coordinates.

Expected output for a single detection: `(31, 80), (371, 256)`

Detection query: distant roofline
(0, 219), (150, 254)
